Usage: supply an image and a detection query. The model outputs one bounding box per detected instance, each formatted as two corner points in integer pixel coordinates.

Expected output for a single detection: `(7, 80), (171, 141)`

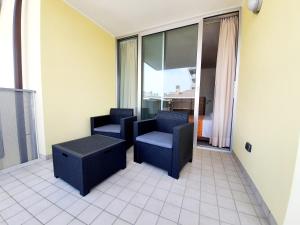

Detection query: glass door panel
(163, 25), (198, 120)
(141, 32), (164, 119)
(141, 25), (198, 120)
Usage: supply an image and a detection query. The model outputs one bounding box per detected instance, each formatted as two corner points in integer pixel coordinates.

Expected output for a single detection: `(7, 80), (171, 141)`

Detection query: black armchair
(134, 111), (194, 179)
(91, 108), (137, 149)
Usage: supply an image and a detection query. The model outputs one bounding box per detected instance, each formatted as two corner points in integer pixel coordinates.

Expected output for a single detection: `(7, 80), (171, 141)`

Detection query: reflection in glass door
(141, 25), (199, 120)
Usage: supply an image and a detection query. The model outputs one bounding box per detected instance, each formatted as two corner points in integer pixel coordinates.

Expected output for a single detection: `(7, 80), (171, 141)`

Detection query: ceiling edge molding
(63, 0), (116, 37)
(116, 5), (241, 38)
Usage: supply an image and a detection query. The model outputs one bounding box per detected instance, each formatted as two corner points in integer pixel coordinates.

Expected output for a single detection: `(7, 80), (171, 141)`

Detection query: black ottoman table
(52, 134), (126, 196)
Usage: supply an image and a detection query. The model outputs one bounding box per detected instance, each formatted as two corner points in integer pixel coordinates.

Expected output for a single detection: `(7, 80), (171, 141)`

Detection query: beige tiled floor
(0, 148), (269, 225)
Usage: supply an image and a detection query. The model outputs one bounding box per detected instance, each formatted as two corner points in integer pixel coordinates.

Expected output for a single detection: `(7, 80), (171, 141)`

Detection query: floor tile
(219, 207), (240, 225)
(0, 198), (15, 211)
(27, 199), (53, 215)
(23, 217), (43, 225)
(127, 181), (143, 192)
(77, 205), (102, 224)
(32, 181), (51, 192)
(0, 192), (10, 201)
(65, 199), (89, 217)
(6, 210), (32, 225)
(239, 213), (261, 225)
(200, 202), (219, 220)
(185, 187), (201, 200)
(156, 217), (177, 225)
(119, 204), (142, 224)
(170, 184), (185, 195)
(201, 183), (216, 195)
(136, 211), (158, 225)
(157, 180), (172, 191)
(39, 185), (60, 197)
(253, 205), (266, 218)
(217, 196), (236, 210)
(182, 197), (200, 213)
(117, 188), (135, 202)
(232, 191), (251, 203)
(216, 187), (233, 199)
(259, 218), (269, 225)
(2, 181), (22, 191)
(235, 201), (256, 216)
(105, 185), (123, 197)
(113, 218), (131, 225)
(19, 194), (43, 208)
(92, 211), (116, 225)
(138, 183), (155, 196)
(106, 198), (127, 216)
(199, 216), (220, 225)
(46, 189), (68, 203)
(130, 193), (149, 208)
(68, 219), (86, 225)
(0, 203), (23, 220)
(230, 182), (246, 192)
(152, 188), (169, 201)
(95, 181), (113, 192)
(0, 149), (268, 225)
(46, 211), (74, 225)
(166, 193), (183, 207)
(36, 205), (62, 224)
(93, 192), (114, 208)
(201, 192), (218, 206)
(145, 198), (164, 215)
(115, 177), (131, 187)
(179, 208), (199, 225)
(161, 203), (181, 222)
(82, 190), (102, 203)
(55, 193), (79, 209)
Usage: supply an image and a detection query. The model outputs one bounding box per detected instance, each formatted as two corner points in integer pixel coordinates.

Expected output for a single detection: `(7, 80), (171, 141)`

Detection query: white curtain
(119, 38), (138, 113)
(210, 16), (238, 148)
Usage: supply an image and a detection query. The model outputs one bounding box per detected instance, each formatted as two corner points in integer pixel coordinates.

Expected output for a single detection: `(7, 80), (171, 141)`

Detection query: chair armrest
(90, 115), (110, 135)
(120, 116), (137, 140)
(134, 119), (156, 140)
(172, 123), (194, 177)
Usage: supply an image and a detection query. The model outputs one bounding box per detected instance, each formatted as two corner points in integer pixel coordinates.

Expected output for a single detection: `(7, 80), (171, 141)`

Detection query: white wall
(284, 135), (300, 225)
(0, 0), (15, 88)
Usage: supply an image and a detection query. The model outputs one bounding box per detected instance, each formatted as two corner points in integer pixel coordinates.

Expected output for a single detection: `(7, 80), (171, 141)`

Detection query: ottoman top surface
(53, 135), (125, 157)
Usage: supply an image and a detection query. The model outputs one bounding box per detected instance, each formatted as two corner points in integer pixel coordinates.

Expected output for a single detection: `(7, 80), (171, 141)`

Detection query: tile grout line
(0, 149), (268, 225)
(2, 161), (88, 225)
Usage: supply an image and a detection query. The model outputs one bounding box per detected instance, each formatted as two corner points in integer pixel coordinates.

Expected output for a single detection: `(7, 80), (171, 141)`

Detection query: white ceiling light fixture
(248, 0), (263, 14)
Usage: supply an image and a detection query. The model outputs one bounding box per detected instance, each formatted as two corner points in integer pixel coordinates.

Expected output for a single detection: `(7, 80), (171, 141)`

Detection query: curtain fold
(210, 16), (238, 148)
(0, 113), (4, 159)
(119, 38), (138, 113)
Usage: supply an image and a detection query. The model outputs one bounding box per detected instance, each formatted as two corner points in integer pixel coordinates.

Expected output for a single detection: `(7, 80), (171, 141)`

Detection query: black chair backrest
(156, 111), (189, 133)
(110, 108), (134, 124)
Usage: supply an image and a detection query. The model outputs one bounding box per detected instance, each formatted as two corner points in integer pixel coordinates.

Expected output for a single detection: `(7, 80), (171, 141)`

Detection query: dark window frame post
(13, 0), (28, 163)
(13, 0), (23, 89)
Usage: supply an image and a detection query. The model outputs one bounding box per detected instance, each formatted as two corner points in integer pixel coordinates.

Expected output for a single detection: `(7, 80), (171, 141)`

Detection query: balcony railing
(0, 88), (38, 170)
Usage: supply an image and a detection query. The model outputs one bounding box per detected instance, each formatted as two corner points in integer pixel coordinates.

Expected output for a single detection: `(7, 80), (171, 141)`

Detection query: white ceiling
(64, 0), (242, 37)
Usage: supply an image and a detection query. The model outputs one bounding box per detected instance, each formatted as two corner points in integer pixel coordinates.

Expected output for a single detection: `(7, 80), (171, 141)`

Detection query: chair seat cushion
(136, 131), (173, 149)
(94, 124), (120, 133)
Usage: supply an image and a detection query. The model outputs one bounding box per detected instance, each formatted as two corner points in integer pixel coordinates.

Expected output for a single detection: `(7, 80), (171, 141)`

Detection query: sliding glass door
(141, 25), (199, 120)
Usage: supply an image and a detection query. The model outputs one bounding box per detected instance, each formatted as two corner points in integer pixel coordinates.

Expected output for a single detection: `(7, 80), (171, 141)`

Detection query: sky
(143, 63), (193, 97)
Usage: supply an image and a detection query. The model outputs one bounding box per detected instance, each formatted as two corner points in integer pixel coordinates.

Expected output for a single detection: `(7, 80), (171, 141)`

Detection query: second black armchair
(91, 108), (137, 149)
(133, 111), (194, 179)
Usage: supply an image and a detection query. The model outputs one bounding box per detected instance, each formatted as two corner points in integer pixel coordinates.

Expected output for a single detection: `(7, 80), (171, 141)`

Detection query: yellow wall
(233, 0), (300, 224)
(41, 0), (116, 154)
